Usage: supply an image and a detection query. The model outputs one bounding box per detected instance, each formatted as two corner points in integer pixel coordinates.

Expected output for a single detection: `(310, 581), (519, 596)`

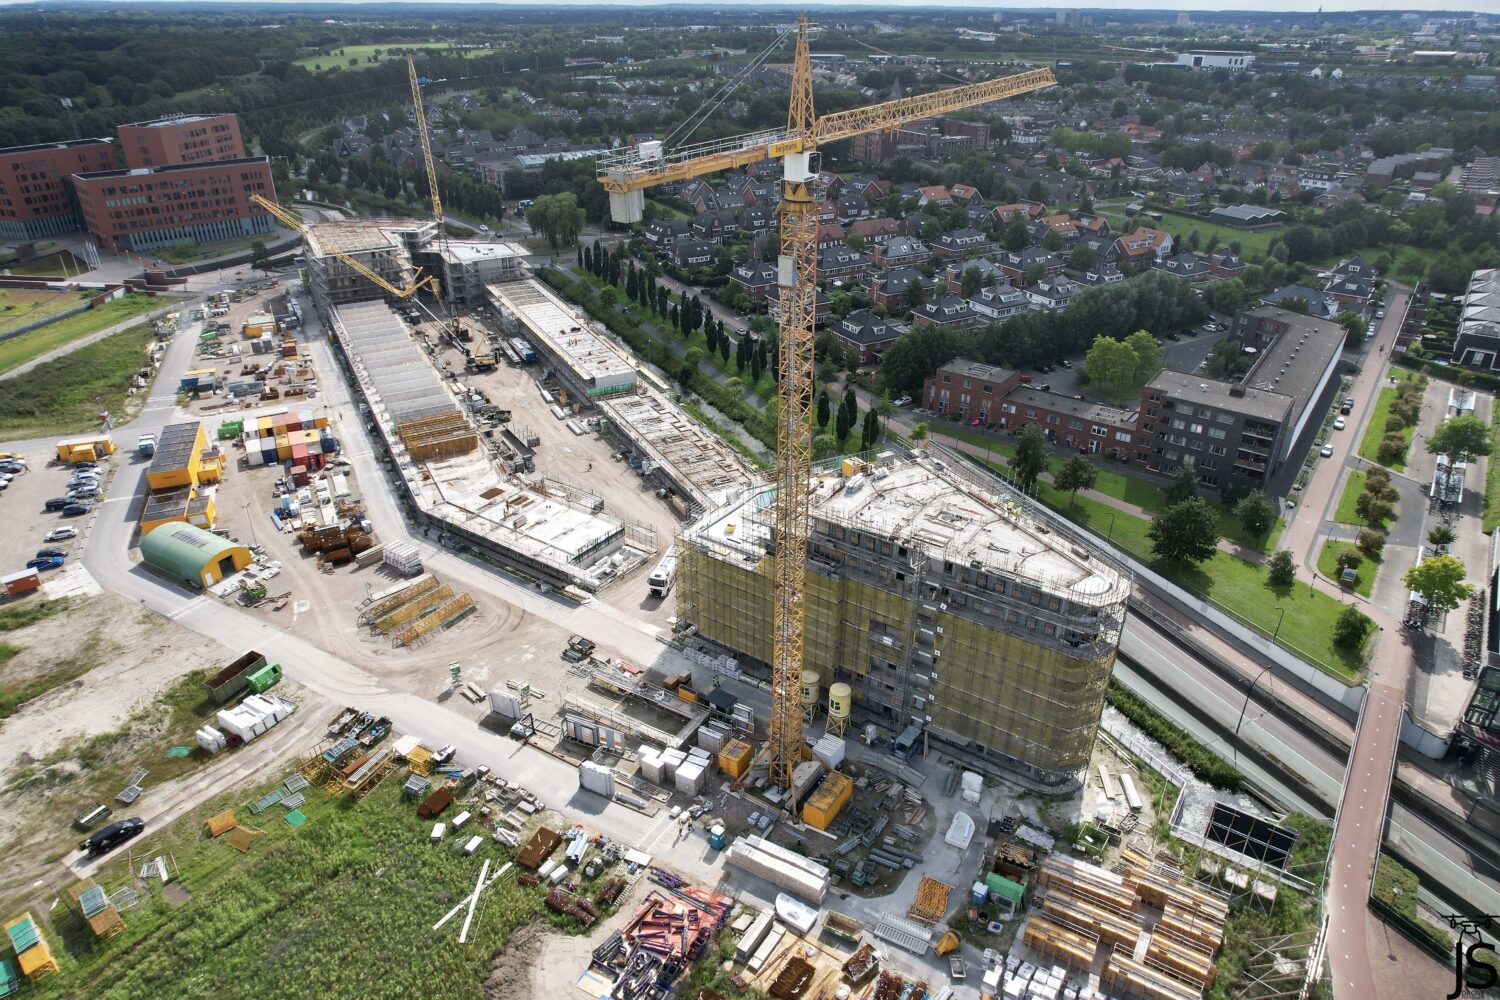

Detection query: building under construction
(678, 447), (1130, 787)
(304, 219), (433, 316)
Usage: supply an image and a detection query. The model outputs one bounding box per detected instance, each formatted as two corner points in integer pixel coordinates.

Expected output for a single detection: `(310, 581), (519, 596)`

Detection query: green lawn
(294, 42), (496, 72)
(1334, 470), (1368, 524)
(0, 250), (88, 278)
(1486, 405), (1500, 534)
(1357, 371), (1417, 472)
(0, 293), (168, 377)
(1013, 463), (1363, 681)
(1092, 202), (1280, 258)
(0, 319), (161, 435)
(0, 288), (86, 336)
(1317, 540), (1379, 598)
(25, 772), (598, 999)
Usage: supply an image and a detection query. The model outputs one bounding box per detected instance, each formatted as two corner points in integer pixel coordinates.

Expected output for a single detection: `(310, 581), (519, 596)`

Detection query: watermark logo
(1442, 914), (1498, 999)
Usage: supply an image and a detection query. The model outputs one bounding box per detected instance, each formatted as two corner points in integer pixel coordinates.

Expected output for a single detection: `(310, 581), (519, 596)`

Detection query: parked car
(1320, 444), (1334, 458)
(44, 527), (77, 542)
(1333, 417), (1346, 430)
(26, 556), (64, 571)
(35, 548), (67, 560)
(0, 461), (24, 475)
(62, 502), (92, 516)
(67, 489), (98, 501)
(893, 396), (913, 407)
(1059, 359), (1074, 369)
(79, 818), (144, 857)
(44, 497), (73, 511)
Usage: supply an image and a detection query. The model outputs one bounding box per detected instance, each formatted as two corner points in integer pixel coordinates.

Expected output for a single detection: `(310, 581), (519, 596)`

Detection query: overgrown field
(30, 778), (602, 1000)
(0, 288), (86, 337)
(0, 319), (160, 435)
(0, 292), (164, 376)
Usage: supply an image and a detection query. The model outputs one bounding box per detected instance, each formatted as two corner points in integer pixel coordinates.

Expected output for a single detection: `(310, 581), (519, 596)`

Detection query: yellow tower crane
(596, 17), (1054, 803)
(407, 53), (459, 335)
(251, 194), (432, 299)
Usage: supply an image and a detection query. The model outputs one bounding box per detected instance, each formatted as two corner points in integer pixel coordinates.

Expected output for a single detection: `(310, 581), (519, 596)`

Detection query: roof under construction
(598, 386), (763, 511)
(487, 279), (636, 395)
(334, 301), (456, 426)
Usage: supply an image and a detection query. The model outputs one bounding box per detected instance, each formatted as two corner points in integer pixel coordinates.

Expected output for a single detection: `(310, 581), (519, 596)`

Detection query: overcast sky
(2, 0), (1497, 11)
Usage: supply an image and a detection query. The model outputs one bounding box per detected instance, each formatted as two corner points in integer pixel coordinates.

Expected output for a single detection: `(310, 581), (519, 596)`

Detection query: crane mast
(595, 16), (1055, 805)
(408, 54), (459, 335)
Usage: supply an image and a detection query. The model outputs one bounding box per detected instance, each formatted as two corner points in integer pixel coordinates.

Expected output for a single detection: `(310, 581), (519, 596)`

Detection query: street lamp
(1272, 605), (1286, 642)
(1234, 662), (1274, 751)
(242, 501), (259, 550)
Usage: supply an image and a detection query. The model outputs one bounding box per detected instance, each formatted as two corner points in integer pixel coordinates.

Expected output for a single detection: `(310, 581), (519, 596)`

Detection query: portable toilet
(709, 824), (726, 850)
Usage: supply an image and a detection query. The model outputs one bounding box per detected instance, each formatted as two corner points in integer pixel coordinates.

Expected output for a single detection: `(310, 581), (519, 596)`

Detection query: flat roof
(1148, 369), (1292, 424)
(487, 279), (636, 391)
(149, 421), (201, 475)
(687, 453), (1128, 606)
(440, 240), (528, 264)
(598, 386), (762, 509)
(0, 138), (112, 156)
(305, 220), (408, 259)
(72, 155), (269, 180)
(1241, 305), (1344, 415)
(936, 358), (1018, 383)
(118, 114), (232, 129)
(1006, 387), (1138, 426)
(334, 301), (456, 425)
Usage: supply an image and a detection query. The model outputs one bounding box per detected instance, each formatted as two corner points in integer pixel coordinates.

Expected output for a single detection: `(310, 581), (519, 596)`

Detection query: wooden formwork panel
(360, 576), (440, 624)
(375, 583), (455, 634)
(394, 592), (475, 647)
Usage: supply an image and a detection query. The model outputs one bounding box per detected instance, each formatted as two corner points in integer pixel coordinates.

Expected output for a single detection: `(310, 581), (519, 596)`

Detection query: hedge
(1106, 680), (1243, 790)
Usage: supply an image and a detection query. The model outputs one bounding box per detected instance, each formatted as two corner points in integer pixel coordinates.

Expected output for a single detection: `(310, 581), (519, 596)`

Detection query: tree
(960, 264), (985, 299)
(1333, 605), (1374, 650)
(909, 421), (929, 449)
(1165, 463), (1200, 505)
(1427, 525), (1456, 548)
(1376, 433), (1407, 465)
(1357, 528), (1385, 557)
(816, 390), (831, 429)
(719, 336), (731, 365)
(1070, 244), (1096, 272)
(1054, 455), (1098, 504)
(1149, 498), (1221, 566)
(1234, 491), (1275, 538)
(1085, 336), (1140, 400)
(1353, 490), (1393, 526)
(526, 192), (584, 252)
(862, 407), (880, 448)
(1004, 219), (1030, 251)
(1013, 425), (1050, 491)
(813, 433), (839, 459)
(1426, 415), (1493, 462)
(669, 304), (681, 334)
(1403, 555), (1474, 615)
(1336, 310), (1368, 349)
(842, 385), (858, 429)
(248, 239), (270, 272)
(1122, 330), (1163, 379)
(904, 279), (926, 313)
(1267, 550), (1296, 587)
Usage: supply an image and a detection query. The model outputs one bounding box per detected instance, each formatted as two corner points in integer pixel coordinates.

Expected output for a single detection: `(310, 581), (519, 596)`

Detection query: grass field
(1334, 470), (1368, 524)
(0, 251), (88, 278)
(294, 42), (496, 72)
(0, 293), (166, 377)
(989, 461), (1363, 680)
(1092, 201), (1281, 259)
(1317, 540), (1379, 598)
(0, 288), (86, 336)
(29, 772), (597, 999)
(1357, 370), (1418, 472)
(0, 319), (159, 435)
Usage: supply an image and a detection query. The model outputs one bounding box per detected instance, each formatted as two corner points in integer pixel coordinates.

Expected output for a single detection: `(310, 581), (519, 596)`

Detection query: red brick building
(0, 139), (115, 241)
(116, 114), (245, 169)
(72, 157), (276, 254)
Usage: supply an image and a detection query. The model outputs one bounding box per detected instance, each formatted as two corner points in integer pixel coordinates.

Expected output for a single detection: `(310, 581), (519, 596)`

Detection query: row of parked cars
(43, 462), (101, 517)
(0, 453), (26, 493)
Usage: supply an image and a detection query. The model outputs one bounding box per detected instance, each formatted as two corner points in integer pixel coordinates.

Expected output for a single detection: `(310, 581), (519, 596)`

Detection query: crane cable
(663, 26), (795, 150)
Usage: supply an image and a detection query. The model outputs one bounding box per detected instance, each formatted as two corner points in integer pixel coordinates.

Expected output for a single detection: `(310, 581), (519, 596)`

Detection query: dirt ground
(521, 876), (652, 996)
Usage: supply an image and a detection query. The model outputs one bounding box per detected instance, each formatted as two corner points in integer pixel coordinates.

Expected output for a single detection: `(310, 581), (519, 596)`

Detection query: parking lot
(1014, 319), (1229, 403)
(1, 445), (118, 582)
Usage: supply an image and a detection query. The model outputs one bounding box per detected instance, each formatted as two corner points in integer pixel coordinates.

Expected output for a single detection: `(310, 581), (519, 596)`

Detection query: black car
(44, 497), (72, 511)
(79, 817), (144, 856)
(62, 502), (91, 516)
(35, 548), (67, 560)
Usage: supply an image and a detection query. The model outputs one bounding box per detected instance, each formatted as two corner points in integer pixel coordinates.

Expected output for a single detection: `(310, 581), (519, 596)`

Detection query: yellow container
(802, 770), (853, 831)
(718, 739), (753, 780)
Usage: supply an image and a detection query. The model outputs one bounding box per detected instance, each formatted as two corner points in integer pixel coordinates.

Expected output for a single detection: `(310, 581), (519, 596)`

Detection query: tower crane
(407, 53), (461, 339)
(596, 17), (1054, 805)
(251, 194), (432, 299)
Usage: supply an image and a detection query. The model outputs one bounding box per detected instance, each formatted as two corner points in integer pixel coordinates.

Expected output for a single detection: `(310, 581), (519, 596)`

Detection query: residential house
(1026, 275), (1082, 310)
(923, 359), (1023, 421)
(949, 183), (983, 206)
(818, 244), (868, 283)
(968, 281), (1033, 321)
(912, 293), (980, 330)
(739, 205), (774, 234)
(946, 258), (1009, 294)
(990, 202), (1044, 226)
(832, 309), (901, 365)
(1075, 234), (1119, 268)
(1263, 284), (1338, 320)
(692, 209), (740, 241)
(835, 193), (872, 223)
(869, 266), (935, 311)
(845, 176), (890, 200)
(1114, 227), (1174, 266)
(728, 260), (777, 303)
(673, 239), (715, 270)
(869, 236), (929, 271)
(816, 201), (838, 225)
(1036, 213), (1080, 243)
(915, 184), (953, 208)
(644, 219), (689, 248)
(1152, 250), (1214, 284)
(847, 217), (904, 246)
(1078, 265), (1126, 287)
(815, 223), (847, 250)
(931, 227), (993, 261)
(1315, 188), (1364, 211)
(1210, 249), (1248, 279)
(996, 388), (1139, 456)
(999, 247), (1065, 285)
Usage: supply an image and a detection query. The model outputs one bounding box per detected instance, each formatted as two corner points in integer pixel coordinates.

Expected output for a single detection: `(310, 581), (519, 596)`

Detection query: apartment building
(116, 114), (245, 169)
(70, 156), (276, 254)
(0, 139), (115, 241)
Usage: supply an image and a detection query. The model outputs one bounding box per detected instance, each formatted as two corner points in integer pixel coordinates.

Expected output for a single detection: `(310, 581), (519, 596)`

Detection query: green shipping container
(245, 662), (282, 694)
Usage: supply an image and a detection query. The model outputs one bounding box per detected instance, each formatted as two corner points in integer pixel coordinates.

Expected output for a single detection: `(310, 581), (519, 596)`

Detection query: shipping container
(204, 650), (267, 704)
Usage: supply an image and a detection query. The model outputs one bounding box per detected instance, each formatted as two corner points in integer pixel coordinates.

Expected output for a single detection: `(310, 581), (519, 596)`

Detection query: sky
(1, 0), (1497, 11)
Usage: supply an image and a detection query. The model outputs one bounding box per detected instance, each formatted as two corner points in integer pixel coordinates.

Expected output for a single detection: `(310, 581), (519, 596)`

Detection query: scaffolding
(375, 583), (456, 634)
(359, 574), (440, 624)
(393, 592), (476, 647)
(678, 449), (1130, 785)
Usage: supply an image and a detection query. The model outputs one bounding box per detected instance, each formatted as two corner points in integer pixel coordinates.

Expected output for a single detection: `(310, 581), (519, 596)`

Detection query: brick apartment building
(116, 114), (245, 169)
(852, 117), (990, 162)
(0, 139), (115, 241)
(72, 157), (276, 254)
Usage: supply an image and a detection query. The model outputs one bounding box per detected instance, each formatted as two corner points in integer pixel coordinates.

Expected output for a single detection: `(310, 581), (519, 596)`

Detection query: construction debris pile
(591, 871), (731, 1000)
(871, 969), (928, 1000)
(355, 572), (477, 648)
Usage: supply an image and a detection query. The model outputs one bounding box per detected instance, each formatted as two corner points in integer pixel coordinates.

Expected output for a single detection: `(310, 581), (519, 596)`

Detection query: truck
(137, 433), (156, 457)
(647, 546), (678, 599)
(205, 650), (270, 704)
(508, 337), (537, 364)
